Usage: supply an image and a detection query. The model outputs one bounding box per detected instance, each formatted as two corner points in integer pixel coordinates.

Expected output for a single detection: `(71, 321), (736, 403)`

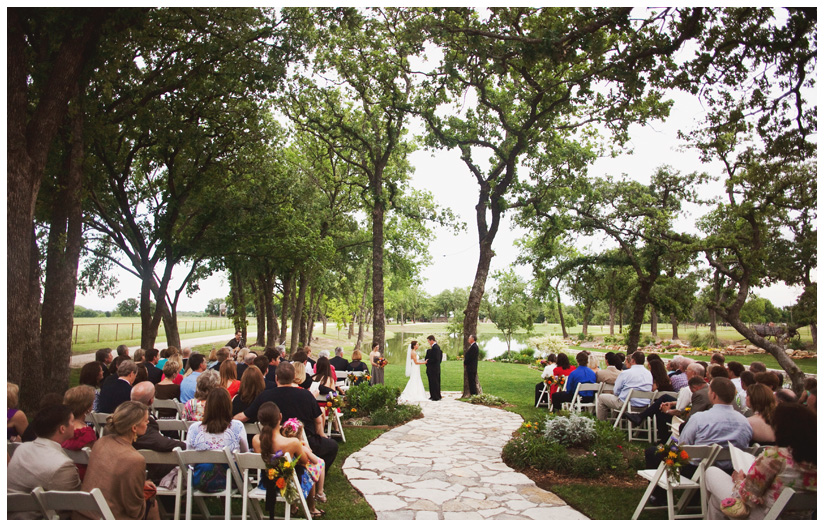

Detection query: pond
(384, 330), (532, 364)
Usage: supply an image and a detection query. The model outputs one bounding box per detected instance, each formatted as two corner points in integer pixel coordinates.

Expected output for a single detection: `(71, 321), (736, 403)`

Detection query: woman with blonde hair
(293, 361), (313, 389)
(74, 401), (158, 519)
(181, 369), (220, 421)
(7, 382), (28, 442)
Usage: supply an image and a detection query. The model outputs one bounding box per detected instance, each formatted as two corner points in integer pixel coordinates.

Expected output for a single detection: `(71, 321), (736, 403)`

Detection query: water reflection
(384, 331), (531, 364)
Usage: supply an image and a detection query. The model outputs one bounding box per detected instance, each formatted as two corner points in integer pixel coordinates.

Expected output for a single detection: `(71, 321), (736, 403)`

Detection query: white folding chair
(632, 444), (721, 520)
(7, 441), (22, 459)
(234, 451), (312, 520)
(336, 370), (349, 389)
(32, 486), (115, 520)
(152, 398), (182, 419)
(244, 422), (261, 436)
(563, 382), (603, 414)
(763, 487), (817, 520)
(62, 446), (92, 465)
(138, 447), (184, 520)
(535, 380), (551, 408)
(7, 491), (44, 518)
(547, 377), (569, 412)
(90, 412), (111, 436)
(176, 446), (237, 520)
(613, 389), (657, 442)
(156, 419), (189, 441)
(316, 393), (346, 442)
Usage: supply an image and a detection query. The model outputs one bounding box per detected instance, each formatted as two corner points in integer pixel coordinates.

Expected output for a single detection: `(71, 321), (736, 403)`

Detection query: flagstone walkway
(343, 392), (588, 520)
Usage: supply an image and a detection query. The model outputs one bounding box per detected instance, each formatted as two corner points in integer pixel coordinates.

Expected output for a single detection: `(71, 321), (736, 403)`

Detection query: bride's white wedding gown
(398, 348), (427, 403)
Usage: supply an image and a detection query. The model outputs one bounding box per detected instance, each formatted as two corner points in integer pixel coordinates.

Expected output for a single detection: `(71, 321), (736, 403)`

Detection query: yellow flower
(284, 461), (291, 468)
(351, 408), (357, 412)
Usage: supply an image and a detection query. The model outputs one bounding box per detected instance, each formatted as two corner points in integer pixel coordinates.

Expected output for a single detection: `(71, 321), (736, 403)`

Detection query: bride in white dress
(398, 340), (428, 403)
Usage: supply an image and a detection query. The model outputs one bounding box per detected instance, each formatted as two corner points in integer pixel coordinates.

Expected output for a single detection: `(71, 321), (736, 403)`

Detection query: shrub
(543, 413), (597, 449)
(602, 335), (626, 345)
(497, 349), (537, 364)
(686, 331), (721, 350)
(528, 335), (568, 356)
(344, 383), (401, 415)
(467, 394), (507, 407)
(638, 333), (656, 346)
(502, 431), (570, 471)
(576, 333), (594, 342)
(370, 404), (422, 426)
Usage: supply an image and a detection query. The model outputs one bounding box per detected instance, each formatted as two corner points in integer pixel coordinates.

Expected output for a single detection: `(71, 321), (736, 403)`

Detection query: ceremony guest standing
(75, 401), (159, 520)
(425, 335), (443, 401)
(8, 404), (80, 519)
(464, 335), (480, 395)
(369, 343), (385, 386)
(551, 351), (597, 409)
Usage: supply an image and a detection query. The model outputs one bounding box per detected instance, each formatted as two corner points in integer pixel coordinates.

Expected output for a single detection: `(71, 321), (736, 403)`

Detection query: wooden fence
(72, 318), (234, 345)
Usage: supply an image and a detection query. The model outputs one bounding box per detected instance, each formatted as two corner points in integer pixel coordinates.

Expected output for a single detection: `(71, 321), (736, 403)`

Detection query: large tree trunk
(7, 9), (107, 408)
(40, 99), (84, 394)
(264, 275), (278, 347)
(462, 240), (494, 350)
(251, 278), (266, 346)
(581, 304), (592, 337)
(355, 267), (370, 351)
(671, 314), (679, 340)
(279, 274), (293, 345)
(609, 299), (616, 336)
(625, 280), (655, 354)
(161, 301), (181, 349)
(140, 269), (157, 349)
(650, 306), (658, 338)
(372, 197), (386, 354)
(810, 323), (817, 349)
(556, 290), (568, 339)
(290, 271), (309, 355)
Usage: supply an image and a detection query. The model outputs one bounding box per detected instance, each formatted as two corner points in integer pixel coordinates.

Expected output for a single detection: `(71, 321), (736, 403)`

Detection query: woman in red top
(62, 385), (98, 479)
(220, 359), (242, 399)
(551, 353), (576, 396)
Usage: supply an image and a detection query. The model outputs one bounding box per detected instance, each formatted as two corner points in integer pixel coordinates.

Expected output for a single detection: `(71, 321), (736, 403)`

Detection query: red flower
(276, 478), (286, 489)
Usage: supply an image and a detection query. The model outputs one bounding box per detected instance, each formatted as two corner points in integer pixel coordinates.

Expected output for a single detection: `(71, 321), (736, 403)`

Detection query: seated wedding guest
(180, 347), (192, 372)
(206, 347), (219, 369)
(142, 348), (163, 385)
(330, 347), (350, 373)
(727, 361), (747, 406)
(740, 370), (756, 398)
(236, 350), (256, 379)
(154, 360), (182, 418)
(596, 351), (652, 421)
(550, 353), (576, 397)
(646, 353), (662, 364)
(186, 388), (247, 492)
(710, 352), (725, 368)
(294, 361), (313, 390)
(775, 388), (797, 404)
(254, 354), (277, 389)
(798, 377), (816, 408)
(210, 347), (231, 371)
(179, 353), (207, 403)
(79, 361), (106, 412)
(19, 393), (64, 443)
(746, 383), (776, 444)
(303, 346), (316, 374)
(755, 371), (781, 392)
(649, 358), (674, 392)
(165, 351), (184, 384)
(252, 402), (325, 518)
(234, 362), (338, 479)
(181, 369), (220, 421)
(7, 382), (29, 442)
(628, 372), (710, 442)
(319, 350), (338, 384)
(551, 352), (598, 410)
(116, 344), (130, 359)
(615, 352), (626, 370)
(347, 350), (370, 384)
(232, 365), (266, 416)
(586, 353), (599, 372)
(130, 382), (186, 483)
(708, 364), (730, 381)
(668, 356), (690, 391)
(596, 352), (621, 390)
(313, 356), (337, 395)
(220, 359), (241, 398)
(61, 385), (98, 479)
(534, 353), (558, 406)
(705, 402), (816, 520)
(132, 349), (146, 364)
(96, 348), (115, 384)
(74, 401), (159, 520)
(156, 348), (169, 369)
(749, 361), (767, 374)
(134, 363), (150, 385)
(8, 404), (80, 519)
(98, 359), (138, 413)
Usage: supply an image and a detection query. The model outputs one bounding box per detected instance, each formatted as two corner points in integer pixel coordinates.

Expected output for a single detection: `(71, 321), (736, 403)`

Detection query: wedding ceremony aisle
(343, 392), (588, 520)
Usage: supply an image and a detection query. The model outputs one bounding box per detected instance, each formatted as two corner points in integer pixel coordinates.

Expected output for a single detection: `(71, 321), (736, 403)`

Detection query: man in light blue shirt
(596, 351), (652, 420)
(678, 377), (752, 449)
(179, 353), (206, 404)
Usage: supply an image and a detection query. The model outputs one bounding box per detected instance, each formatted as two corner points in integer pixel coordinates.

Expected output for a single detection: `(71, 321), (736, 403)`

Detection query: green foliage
(116, 298), (139, 317)
(543, 413), (597, 449)
(466, 394), (507, 407)
(528, 335), (568, 356)
(488, 269), (536, 351)
(686, 330), (720, 350)
(369, 404), (422, 426)
(73, 305), (102, 318)
(576, 333), (594, 341)
(602, 335), (626, 345)
(344, 383), (401, 415)
(204, 298), (223, 316)
(496, 349), (538, 364)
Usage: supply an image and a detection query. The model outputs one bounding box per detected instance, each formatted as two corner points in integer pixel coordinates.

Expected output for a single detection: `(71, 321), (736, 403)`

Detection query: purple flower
(273, 450), (284, 460)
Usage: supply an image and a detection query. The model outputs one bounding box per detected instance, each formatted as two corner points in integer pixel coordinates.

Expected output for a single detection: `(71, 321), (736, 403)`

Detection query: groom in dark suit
(425, 335), (442, 401)
(464, 334), (480, 395)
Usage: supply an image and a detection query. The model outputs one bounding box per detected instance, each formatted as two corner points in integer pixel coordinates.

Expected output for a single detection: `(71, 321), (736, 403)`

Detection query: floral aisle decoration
(260, 448), (301, 517)
(655, 438), (691, 483)
(543, 375), (566, 389)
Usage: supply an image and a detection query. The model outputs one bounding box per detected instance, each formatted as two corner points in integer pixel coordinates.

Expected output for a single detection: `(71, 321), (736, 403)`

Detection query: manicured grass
(552, 484), (667, 520)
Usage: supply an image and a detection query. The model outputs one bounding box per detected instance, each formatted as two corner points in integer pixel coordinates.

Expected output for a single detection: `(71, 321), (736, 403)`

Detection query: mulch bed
(521, 466), (646, 489)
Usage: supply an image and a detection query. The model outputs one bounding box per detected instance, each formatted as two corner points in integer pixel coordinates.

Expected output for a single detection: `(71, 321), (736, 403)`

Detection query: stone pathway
(343, 392), (588, 520)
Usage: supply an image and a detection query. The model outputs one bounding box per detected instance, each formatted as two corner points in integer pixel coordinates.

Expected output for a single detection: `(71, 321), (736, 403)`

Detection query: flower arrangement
(347, 372), (370, 384)
(655, 438), (691, 482)
(262, 449), (300, 505)
(376, 357), (388, 368)
(325, 392), (343, 409)
(543, 375), (566, 388)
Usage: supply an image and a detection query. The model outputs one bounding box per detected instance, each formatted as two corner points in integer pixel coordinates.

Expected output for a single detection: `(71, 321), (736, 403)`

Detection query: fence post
(131, 323), (135, 340)
(115, 324), (119, 341)
(74, 325), (79, 344)
(97, 324), (101, 342)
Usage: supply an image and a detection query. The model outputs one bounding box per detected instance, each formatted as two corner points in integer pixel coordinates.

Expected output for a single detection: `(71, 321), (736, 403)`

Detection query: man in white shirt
(596, 351), (653, 420)
(8, 404), (81, 519)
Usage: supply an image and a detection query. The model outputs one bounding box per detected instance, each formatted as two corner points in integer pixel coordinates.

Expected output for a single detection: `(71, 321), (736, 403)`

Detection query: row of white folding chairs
(7, 486), (114, 520)
(611, 389), (679, 443)
(335, 370), (366, 389)
(88, 412), (261, 441)
(560, 381), (614, 414)
(315, 393), (346, 442)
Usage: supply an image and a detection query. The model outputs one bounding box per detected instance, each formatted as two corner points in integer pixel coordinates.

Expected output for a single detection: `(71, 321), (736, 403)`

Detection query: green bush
(467, 394), (507, 407)
(370, 404), (422, 426)
(344, 383), (401, 414)
(544, 413), (597, 448)
(576, 333), (595, 342)
(638, 333), (656, 346)
(602, 335), (626, 345)
(497, 348), (537, 364)
(686, 331), (721, 350)
(528, 335), (568, 355)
